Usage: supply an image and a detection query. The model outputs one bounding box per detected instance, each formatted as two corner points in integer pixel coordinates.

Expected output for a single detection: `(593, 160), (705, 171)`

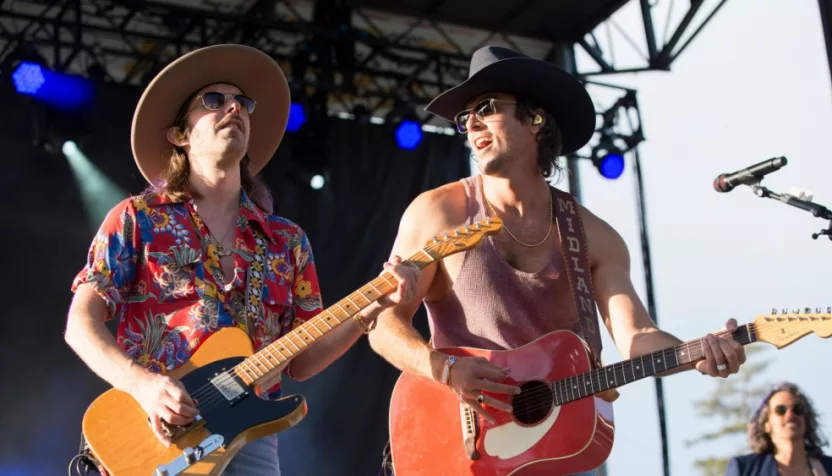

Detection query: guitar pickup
(459, 402), (480, 461)
(154, 434), (224, 476)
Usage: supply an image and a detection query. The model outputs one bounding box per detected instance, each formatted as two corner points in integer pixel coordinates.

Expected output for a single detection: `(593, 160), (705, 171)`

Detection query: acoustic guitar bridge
(154, 434), (224, 476)
(459, 403), (480, 460)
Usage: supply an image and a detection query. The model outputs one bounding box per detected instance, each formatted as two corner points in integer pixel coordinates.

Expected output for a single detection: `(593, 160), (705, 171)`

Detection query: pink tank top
(424, 175), (584, 351)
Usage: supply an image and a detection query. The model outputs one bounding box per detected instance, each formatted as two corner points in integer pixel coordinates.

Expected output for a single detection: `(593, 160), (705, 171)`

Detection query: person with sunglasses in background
(727, 382), (831, 476)
(64, 44), (418, 475)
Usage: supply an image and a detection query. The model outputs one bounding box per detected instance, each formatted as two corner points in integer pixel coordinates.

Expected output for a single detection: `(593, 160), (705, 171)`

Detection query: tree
(685, 344), (773, 476)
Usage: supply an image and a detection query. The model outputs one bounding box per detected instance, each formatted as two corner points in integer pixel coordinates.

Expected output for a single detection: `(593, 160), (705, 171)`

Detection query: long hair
(146, 87), (274, 214)
(747, 382), (828, 457)
(513, 95), (564, 180)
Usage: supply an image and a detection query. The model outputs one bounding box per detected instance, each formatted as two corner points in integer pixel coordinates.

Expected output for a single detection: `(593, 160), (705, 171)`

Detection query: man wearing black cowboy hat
(362, 45), (747, 474)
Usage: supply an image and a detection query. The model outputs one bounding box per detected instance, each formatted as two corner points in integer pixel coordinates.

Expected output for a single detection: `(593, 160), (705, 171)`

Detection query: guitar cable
(68, 433), (101, 476)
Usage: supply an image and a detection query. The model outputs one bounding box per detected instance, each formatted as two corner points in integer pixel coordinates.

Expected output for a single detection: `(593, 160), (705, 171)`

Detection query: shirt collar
(141, 189), (277, 245)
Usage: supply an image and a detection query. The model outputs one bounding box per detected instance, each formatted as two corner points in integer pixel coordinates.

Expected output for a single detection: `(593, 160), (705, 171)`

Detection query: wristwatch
(441, 355), (458, 387)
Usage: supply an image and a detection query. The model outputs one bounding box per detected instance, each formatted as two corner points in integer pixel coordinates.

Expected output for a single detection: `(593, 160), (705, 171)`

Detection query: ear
(167, 127), (188, 147)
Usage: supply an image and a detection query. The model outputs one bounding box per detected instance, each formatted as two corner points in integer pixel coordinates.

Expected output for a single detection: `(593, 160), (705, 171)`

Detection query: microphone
(713, 156), (788, 193)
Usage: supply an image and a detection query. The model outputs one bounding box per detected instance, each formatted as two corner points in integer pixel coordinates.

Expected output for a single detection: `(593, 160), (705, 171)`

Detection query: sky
(553, 0), (832, 474)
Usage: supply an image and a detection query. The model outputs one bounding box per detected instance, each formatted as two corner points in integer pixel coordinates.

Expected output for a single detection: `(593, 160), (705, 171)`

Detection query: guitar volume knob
(184, 447), (196, 464)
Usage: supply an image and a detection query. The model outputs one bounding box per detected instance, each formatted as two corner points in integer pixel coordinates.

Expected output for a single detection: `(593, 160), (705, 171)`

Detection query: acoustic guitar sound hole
(512, 380), (553, 425)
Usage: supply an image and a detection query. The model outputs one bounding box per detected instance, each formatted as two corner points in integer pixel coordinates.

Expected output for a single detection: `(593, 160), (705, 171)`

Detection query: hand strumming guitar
(446, 356), (521, 423)
(130, 369), (199, 445)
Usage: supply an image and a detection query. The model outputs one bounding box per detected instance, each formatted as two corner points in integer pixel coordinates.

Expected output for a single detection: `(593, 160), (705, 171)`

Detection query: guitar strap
(243, 226), (269, 337)
(550, 187), (603, 368)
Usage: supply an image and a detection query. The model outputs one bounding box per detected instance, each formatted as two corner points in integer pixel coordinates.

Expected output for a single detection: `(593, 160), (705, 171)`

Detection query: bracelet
(440, 355), (458, 387)
(353, 314), (377, 334)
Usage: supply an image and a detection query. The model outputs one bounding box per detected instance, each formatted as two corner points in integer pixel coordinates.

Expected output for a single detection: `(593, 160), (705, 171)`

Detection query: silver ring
(716, 364), (727, 371)
(476, 394), (485, 404)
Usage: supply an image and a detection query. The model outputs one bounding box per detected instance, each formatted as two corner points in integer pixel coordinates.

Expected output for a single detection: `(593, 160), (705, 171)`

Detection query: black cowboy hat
(425, 46), (596, 155)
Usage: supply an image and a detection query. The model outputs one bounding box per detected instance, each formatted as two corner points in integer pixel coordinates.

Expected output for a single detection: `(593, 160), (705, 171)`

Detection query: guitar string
(490, 326), (747, 420)
(171, 261), (428, 411)
(173, 318), (825, 429)
(480, 319), (826, 425)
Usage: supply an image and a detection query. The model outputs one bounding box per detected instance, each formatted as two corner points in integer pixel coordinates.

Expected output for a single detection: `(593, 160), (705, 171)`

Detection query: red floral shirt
(71, 190), (323, 398)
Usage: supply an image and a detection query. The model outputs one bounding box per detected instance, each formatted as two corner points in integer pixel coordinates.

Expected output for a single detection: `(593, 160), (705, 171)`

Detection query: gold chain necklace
(484, 188), (553, 248)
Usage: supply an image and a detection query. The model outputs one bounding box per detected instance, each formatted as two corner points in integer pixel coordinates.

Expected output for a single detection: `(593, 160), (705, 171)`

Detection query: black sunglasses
(773, 403), (805, 416)
(453, 98), (516, 133)
(196, 92), (256, 114)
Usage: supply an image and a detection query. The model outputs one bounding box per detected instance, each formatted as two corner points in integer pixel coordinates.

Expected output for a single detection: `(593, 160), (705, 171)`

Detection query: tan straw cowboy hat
(131, 44), (290, 183)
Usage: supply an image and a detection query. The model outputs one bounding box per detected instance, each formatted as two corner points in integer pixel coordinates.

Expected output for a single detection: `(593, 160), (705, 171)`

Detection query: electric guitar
(388, 309), (832, 476)
(80, 217), (503, 476)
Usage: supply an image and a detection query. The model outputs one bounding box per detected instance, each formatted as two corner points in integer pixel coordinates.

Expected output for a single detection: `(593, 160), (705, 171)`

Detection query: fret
(569, 377), (579, 400)
(318, 315), (333, 330)
(584, 372), (595, 396)
(653, 351), (666, 374)
(649, 351), (657, 376)
(263, 346), (283, 366)
(345, 296), (361, 312)
(355, 289), (374, 305)
(745, 324), (753, 344)
(335, 302), (350, 318)
(604, 367), (615, 390)
(616, 362), (626, 385)
(237, 362), (254, 380)
(369, 282), (383, 296)
(242, 360), (263, 378)
(419, 249), (433, 261)
(296, 327), (312, 343)
(285, 336), (302, 353)
(324, 310), (341, 325)
(272, 344), (289, 359)
(252, 352), (272, 372)
(308, 319), (324, 335)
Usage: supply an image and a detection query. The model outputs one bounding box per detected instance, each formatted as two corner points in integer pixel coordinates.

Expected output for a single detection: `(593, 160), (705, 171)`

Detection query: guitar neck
(230, 255), (428, 385)
(553, 323), (759, 406)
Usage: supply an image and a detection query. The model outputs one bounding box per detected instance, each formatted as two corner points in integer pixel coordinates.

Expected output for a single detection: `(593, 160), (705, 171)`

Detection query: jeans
(222, 434), (280, 475)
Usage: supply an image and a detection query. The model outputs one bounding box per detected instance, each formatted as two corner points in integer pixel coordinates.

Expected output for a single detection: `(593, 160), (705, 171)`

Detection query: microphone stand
(748, 182), (832, 241)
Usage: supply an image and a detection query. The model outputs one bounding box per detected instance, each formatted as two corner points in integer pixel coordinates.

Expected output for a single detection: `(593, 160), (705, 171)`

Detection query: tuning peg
(827, 306), (831, 313)
(771, 308), (778, 315)
(464, 226), (471, 233)
(792, 307), (800, 314)
(782, 308), (788, 314)
(444, 232), (450, 240)
(804, 307), (811, 313)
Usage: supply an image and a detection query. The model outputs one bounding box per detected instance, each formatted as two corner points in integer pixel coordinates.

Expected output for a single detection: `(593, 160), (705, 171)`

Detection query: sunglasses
(453, 98), (516, 133)
(772, 403), (805, 416)
(196, 92), (256, 115)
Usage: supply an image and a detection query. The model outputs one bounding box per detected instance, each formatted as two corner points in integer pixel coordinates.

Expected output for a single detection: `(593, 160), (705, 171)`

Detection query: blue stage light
(598, 152), (625, 179)
(286, 103), (306, 132)
(12, 61), (93, 109)
(395, 120), (422, 150)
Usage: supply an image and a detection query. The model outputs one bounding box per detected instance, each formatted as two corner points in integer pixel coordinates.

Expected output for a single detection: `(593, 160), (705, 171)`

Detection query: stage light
(597, 152), (625, 179)
(310, 174), (325, 190)
(591, 135), (626, 180)
(287, 103), (306, 132)
(62, 140), (80, 156)
(12, 61), (93, 109)
(395, 119), (422, 150)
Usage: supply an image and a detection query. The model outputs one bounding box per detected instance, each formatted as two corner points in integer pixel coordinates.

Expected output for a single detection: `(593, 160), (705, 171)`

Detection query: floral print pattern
(72, 190), (323, 399)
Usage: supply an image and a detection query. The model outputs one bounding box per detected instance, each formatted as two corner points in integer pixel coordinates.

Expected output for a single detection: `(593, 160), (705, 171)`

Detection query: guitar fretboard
(551, 324), (758, 406)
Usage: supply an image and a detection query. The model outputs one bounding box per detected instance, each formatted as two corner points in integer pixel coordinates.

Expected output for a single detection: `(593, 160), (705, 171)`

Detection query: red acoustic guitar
(388, 309), (831, 476)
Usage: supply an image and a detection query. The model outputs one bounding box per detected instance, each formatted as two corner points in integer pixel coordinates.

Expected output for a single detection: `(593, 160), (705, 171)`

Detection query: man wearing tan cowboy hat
(361, 45), (748, 475)
(64, 44), (418, 475)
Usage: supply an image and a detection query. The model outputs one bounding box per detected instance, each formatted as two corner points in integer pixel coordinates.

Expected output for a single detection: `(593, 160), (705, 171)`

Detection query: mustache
(216, 115), (244, 131)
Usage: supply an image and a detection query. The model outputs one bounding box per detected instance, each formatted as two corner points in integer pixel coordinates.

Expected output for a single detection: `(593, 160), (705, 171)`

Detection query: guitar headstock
(753, 307), (832, 349)
(423, 217), (503, 259)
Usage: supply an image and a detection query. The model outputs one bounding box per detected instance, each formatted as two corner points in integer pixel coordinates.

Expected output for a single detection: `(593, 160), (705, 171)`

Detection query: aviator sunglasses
(772, 402), (806, 417)
(196, 92), (257, 114)
(453, 98), (516, 133)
